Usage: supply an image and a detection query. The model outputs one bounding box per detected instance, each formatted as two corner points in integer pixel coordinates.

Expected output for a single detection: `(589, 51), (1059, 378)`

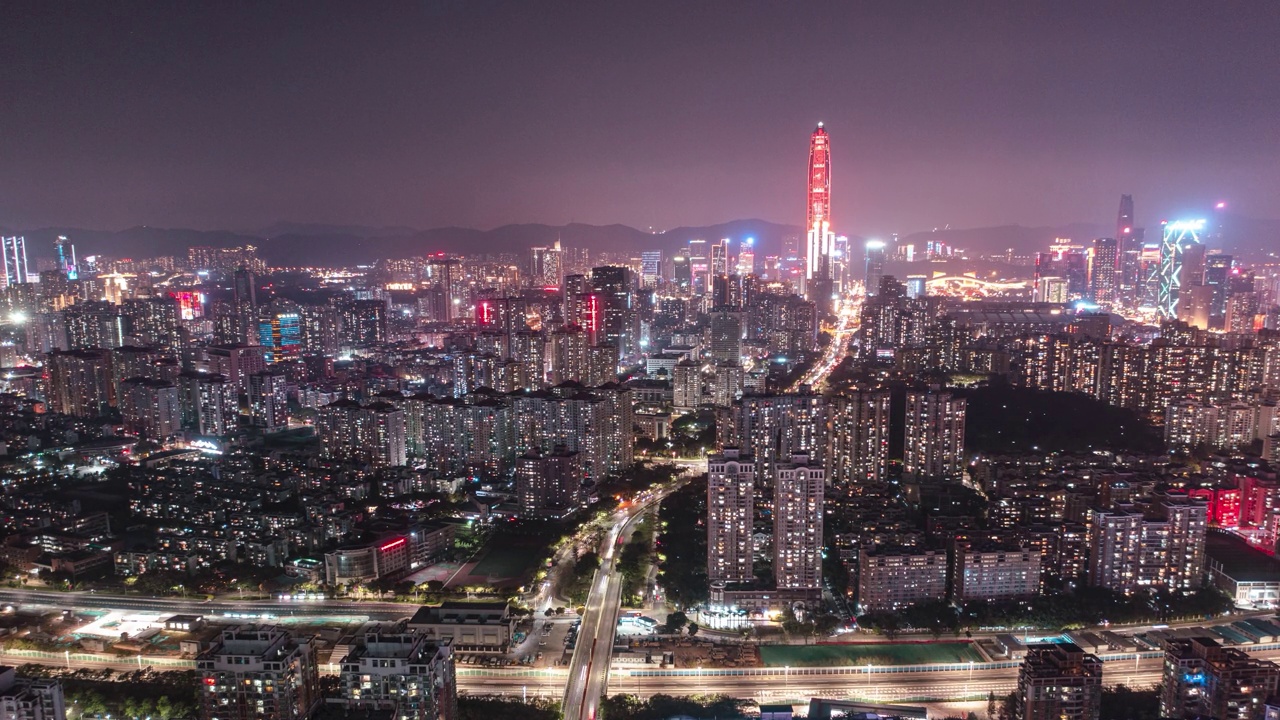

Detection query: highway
(612, 646), (1280, 706)
(790, 292), (861, 392)
(0, 588), (411, 621)
(561, 464), (699, 720)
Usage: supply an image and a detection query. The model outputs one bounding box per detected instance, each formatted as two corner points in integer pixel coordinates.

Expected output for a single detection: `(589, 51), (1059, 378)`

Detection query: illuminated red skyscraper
(806, 125), (832, 281)
(805, 123), (835, 314)
(807, 123), (831, 236)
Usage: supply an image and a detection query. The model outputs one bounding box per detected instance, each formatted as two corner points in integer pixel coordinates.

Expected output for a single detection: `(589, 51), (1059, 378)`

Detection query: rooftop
(1206, 532), (1280, 582)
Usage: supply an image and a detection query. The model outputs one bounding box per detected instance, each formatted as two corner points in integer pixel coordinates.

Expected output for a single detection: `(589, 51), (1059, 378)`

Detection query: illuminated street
(791, 291), (862, 391)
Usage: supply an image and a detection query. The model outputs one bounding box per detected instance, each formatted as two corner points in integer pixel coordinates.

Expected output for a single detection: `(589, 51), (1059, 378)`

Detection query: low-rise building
(1206, 532), (1280, 609)
(952, 543), (1041, 603)
(856, 549), (947, 612)
(406, 602), (514, 654)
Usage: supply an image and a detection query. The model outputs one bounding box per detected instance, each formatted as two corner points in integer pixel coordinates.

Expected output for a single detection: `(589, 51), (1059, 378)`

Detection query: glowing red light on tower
(586, 294), (599, 334)
(477, 300), (493, 325)
(807, 123), (831, 232)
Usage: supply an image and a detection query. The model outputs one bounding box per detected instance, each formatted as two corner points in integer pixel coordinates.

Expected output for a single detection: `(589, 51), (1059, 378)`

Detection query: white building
(0, 667), (64, 720)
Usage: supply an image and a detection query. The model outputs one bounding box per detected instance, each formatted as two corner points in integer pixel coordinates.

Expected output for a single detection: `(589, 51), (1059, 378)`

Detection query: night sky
(2, 1), (1277, 235)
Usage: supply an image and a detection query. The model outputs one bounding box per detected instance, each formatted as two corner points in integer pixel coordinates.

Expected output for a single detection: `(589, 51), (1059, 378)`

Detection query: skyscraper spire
(807, 123), (831, 235)
(805, 124), (833, 282)
(805, 124), (835, 316)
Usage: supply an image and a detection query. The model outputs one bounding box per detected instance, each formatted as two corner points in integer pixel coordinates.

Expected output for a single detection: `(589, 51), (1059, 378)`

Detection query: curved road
(561, 465), (699, 720)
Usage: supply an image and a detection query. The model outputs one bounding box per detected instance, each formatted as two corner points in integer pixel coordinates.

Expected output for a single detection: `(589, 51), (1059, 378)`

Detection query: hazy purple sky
(1, 1), (1277, 235)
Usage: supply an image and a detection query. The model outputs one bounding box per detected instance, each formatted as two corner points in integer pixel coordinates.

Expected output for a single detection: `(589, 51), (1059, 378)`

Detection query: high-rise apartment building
(1087, 494), (1207, 593)
(1089, 237), (1118, 304)
(248, 371), (290, 430)
(709, 362), (743, 408)
(709, 312), (742, 363)
(903, 389), (966, 481)
(119, 378), (182, 439)
(48, 349), (112, 418)
(774, 453), (824, 591)
(1160, 637), (1280, 720)
(180, 372), (239, 437)
(318, 400), (407, 467)
(1016, 642), (1103, 720)
(827, 390), (892, 487)
(550, 326), (590, 385)
(733, 394), (827, 483)
(206, 344), (267, 395)
(707, 449), (756, 584)
(509, 384), (632, 479)
(197, 626), (319, 720)
(337, 624), (457, 720)
(672, 360), (701, 411)
(64, 302), (124, 350)
(516, 447), (583, 518)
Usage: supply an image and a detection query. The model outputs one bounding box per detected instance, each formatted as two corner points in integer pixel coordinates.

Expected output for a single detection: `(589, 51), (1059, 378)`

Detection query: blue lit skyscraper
(864, 239), (886, 296)
(55, 235), (78, 280)
(1156, 219), (1206, 318)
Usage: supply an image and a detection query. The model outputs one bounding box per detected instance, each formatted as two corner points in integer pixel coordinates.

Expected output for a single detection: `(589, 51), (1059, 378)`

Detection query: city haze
(2, 2), (1278, 234)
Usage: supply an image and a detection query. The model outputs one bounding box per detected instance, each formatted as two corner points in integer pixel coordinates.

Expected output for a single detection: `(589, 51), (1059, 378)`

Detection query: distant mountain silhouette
(3, 214), (1274, 267)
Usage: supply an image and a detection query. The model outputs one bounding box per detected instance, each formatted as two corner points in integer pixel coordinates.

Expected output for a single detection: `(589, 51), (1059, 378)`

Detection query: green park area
(470, 541), (545, 580)
(759, 642), (984, 668)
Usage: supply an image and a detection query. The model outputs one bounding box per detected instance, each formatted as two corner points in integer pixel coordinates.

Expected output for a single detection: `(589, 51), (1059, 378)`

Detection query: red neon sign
(380, 538), (406, 551)
(586, 294), (599, 334)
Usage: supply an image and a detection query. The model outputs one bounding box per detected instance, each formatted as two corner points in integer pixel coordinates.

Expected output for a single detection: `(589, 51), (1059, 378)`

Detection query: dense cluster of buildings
(197, 622), (457, 720)
(1012, 635), (1280, 720)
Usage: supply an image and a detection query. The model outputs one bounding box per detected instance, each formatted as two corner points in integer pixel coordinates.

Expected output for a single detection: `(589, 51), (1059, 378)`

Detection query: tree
(664, 611), (688, 634)
(686, 622), (698, 636)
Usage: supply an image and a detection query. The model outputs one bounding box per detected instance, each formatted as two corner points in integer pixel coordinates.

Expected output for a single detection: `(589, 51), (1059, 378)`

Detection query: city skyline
(2, 3), (1279, 234)
(2, 4), (1280, 720)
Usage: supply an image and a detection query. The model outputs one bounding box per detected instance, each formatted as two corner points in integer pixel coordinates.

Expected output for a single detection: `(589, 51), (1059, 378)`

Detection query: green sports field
(759, 642), (984, 667)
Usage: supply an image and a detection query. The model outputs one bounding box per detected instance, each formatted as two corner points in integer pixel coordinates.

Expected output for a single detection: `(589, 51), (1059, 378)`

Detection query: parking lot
(488, 615), (580, 669)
